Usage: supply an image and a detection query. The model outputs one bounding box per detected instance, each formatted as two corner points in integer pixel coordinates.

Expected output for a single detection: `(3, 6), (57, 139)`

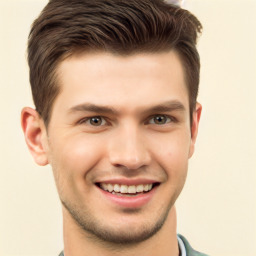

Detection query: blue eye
(149, 115), (171, 125)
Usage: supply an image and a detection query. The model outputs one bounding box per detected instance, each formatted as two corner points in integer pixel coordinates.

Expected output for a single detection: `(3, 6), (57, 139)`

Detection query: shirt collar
(177, 235), (187, 256)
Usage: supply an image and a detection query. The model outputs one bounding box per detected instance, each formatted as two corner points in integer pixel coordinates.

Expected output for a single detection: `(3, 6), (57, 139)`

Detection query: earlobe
(188, 102), (202, 158)
(21, 107), (49, 166)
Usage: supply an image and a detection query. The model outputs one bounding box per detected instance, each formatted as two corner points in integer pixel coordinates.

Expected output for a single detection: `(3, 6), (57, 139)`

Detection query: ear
(21, 107), (49, 166)
(188, 102), (202, 158)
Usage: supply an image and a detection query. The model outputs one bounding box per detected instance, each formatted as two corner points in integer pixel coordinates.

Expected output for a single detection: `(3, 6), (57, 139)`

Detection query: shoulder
(178, 234), (209, 256)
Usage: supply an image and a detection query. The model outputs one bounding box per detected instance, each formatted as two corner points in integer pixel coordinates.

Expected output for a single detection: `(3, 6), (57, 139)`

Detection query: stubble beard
(61, 198), (172, 246)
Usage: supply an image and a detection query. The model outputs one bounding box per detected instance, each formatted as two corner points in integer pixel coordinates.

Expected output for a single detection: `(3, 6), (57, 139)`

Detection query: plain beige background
(0, 0), (255, 255)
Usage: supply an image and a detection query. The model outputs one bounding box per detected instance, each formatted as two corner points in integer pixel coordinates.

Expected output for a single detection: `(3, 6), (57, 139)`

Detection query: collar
(177, 235), (187, 256)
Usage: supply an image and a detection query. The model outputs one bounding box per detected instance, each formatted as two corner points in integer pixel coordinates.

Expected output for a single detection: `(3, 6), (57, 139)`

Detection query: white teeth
(128, 185), (136, 194)
(101, 183), (108, 191)
(100, 183), (154, 194)
(144, 184), (149, 191)
(107, 184), (114, 192)
(136, 184), (144, 193)
(113, 184), (120, 192)
(120, 185), (128, 193)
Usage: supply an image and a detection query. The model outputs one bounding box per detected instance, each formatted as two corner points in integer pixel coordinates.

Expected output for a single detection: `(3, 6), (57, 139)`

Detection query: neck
(62, 206), (179, 256)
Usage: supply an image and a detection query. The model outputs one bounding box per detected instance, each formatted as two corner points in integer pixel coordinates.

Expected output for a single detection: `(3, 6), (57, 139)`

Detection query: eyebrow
(143, 100), (186, 114)
(68, 103), (118, 115)
(68, 100), (186, 115)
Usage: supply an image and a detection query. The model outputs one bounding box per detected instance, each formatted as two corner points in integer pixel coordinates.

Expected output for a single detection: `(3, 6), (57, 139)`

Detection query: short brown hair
(28, 0), (202, 126)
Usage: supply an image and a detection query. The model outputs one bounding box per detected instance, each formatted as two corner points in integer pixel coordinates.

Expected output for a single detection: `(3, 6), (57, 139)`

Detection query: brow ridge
(68, 100), (186, 116)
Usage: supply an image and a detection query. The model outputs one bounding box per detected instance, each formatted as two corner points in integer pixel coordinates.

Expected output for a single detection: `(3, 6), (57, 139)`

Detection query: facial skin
(22, 51), (201, 255)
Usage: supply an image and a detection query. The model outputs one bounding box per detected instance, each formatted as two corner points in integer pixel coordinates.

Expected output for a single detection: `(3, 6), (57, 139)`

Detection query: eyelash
(78, 114), (176, 127)
(78, 116), (108, 126)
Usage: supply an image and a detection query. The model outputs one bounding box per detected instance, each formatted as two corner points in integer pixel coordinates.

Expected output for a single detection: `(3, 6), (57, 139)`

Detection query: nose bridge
(108, 122), (150, 169)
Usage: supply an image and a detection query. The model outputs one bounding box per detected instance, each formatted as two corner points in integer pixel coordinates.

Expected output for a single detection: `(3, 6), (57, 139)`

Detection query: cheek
(49, 134), (104, 191)
(151, 127), (191, 152)
(150, 130), (191, 175)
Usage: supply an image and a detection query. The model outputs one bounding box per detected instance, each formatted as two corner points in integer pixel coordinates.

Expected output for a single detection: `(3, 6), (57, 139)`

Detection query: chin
(62, 199), (171, 245)
(81, 217), (167, 245)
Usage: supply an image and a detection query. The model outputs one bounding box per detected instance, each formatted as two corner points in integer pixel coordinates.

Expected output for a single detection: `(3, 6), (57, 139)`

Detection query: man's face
(43, 51), (200, 244)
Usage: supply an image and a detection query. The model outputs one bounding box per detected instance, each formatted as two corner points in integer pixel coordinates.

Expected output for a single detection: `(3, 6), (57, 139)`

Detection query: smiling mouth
(96, 183), (159, 197)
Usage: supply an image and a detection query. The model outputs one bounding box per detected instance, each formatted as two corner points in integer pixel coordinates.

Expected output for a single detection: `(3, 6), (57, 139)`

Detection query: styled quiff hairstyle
(28, 0), (202, 126)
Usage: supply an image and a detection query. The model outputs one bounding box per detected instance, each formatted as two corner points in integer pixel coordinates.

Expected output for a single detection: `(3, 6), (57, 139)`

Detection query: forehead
(54, 51), (189, 113)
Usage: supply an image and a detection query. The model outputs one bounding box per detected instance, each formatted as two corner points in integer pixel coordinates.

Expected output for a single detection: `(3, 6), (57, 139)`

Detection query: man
(21, 0), (208, 255)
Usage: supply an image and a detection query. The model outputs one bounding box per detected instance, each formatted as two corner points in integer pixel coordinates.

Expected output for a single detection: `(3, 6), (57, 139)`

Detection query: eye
(90, 116), (104, 126)
(80, 116), (107, 126)
(148, 115), (172, 125)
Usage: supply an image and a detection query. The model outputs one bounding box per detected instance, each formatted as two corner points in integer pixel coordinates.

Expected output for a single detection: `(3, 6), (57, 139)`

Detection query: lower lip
(97, 186), (158, 208)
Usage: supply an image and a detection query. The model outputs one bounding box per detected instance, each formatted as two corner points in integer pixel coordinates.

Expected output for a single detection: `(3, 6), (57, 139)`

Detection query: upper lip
(95, 178), (160, 186)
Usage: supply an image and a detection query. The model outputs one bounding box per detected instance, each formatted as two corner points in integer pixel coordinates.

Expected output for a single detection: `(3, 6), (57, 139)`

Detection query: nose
(108, 125), (151, 170)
